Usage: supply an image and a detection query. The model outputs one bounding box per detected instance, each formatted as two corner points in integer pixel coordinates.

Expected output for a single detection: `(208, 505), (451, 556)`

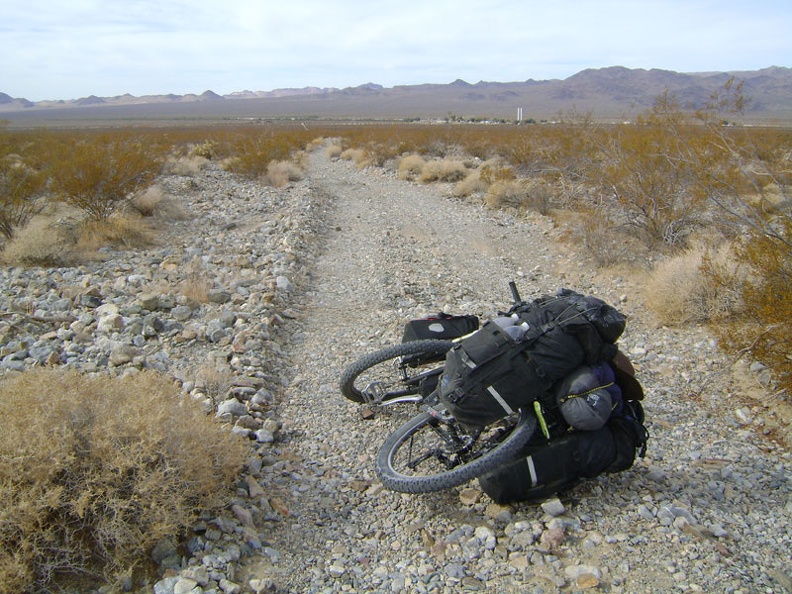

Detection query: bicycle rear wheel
(339, 339), (454, 404)
(375, 410), (537, 493)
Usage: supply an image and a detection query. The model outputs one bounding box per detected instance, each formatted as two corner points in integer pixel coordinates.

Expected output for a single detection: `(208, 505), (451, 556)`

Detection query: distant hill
(2, 66), (791, 125)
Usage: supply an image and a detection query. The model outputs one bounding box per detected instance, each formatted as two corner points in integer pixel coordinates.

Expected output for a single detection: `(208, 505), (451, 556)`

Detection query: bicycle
(339, 282), (558, 494)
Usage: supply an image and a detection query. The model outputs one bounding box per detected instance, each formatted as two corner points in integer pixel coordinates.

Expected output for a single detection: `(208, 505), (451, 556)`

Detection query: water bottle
(493, 314), (519, 329)
(505, 322), (530, 342)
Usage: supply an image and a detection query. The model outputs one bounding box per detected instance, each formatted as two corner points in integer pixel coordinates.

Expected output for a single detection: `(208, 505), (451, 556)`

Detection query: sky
(2, 0), (790, 102)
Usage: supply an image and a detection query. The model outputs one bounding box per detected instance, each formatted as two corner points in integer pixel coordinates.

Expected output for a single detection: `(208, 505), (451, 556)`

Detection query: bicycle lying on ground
(339, 282), (554, 494)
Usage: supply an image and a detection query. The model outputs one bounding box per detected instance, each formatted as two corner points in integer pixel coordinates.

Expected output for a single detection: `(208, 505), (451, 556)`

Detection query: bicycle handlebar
(508, 280), (522, 304)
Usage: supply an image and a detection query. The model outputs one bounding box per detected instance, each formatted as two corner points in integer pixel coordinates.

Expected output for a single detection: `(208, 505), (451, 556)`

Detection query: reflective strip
(460, 349), (477, 369)
(486, 385), (514, 415)
(526, 455), (538, 486)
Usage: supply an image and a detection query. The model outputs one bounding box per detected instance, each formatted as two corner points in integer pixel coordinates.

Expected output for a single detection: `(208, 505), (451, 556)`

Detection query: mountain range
(2, 66), (791, 125)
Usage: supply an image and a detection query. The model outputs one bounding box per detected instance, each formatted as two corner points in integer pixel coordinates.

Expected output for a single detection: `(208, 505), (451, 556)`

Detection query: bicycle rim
(375, 410), (537, 493)
(339, 339), (453, 404)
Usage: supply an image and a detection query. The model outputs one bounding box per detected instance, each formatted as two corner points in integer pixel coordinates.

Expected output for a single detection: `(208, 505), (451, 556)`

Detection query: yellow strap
(533, 401), (550, 439)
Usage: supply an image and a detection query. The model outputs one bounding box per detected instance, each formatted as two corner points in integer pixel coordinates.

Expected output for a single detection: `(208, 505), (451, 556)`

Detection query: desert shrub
(685, 81), (792, 396)
(644, 241), (744, 325)
(195, 363), (235, 403)
(0, 214), (72, 266)
(266, 159), (303, 187)
(0, 152), (47, 241)
(189, 140), (219, 160)
(219, 127), (313, 178)
(325, 143), (343, 159)
(0, 368), (248, 592)
(521, 180), (554, 215)
(593, 95), (709, 248)
(478, 159), (515, 185)
(397, 154), (426, 180)
(340, 148), (371, 167)
(177, 256), (212, 304)
(163, 155), (209, 176)
(130, 185), (166, 217)
(74, 213), (153, 251)
(305, 136), (326, 152)
(710, 219), (792, 396)
(484, 179), (528, 209)
(50, 133), (164, 221)
(453, 170), (488, 198)
(418, 158), (468, 183)
(568, 206), (645, 267)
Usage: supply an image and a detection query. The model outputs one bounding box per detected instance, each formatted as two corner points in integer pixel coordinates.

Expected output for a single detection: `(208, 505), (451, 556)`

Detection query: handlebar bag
(401, 312), (479, 342)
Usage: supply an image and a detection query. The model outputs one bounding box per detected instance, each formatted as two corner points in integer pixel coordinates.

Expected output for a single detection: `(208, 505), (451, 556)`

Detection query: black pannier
(438, 289), (626, 427)
(478, 383), (649, 503)
(478, 426), (617, 503)
(439, 320), (562, 427)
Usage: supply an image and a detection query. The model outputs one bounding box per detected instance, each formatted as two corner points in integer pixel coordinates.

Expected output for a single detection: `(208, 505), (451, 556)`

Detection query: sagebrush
(0, 368), (248, 593)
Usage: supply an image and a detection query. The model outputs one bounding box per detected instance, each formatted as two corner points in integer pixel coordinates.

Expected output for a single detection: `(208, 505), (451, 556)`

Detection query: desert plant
(397, 154), (426, 180)
(568, 205), (646, 267)
(221, 126), (315, 178)
(163, 155), (209, 176)
(339, 148), (371, 168)
(0, 368), (248, 592)
(453, 170), (488, 198)
(189, 140), (219, 160)
(709, 218), (792, 397)
(478, 159), (515, 185)
(325, 143), (343, 159)
(130, 185), (167, 217)
(484, 179), (528, 209)
(417, 158), (468, 183)
(0, 150), (47, 241)
(0, 215), (70, 266)
(74, 213), (154, 252)
(688, 81), (791, 396)
(50, 133), (164, 221)
(644, 240), (744, 325)
(177, 256), (212, 303)
(593, 93), (709, 248)
(266, 159), (303, 187)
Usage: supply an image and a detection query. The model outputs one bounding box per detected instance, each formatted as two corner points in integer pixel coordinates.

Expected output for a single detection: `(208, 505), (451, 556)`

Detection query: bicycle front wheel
(339, 339), (454, 404)
(375, 410), (537, 493)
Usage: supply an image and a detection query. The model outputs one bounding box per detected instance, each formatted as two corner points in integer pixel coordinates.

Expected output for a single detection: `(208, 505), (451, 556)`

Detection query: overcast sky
(2, 0), (790, 101)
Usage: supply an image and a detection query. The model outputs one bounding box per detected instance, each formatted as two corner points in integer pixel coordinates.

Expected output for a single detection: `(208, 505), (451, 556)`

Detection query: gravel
(1, 145), (790, 594)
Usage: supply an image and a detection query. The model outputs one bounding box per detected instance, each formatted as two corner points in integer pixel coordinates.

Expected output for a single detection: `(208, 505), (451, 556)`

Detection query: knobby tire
(375, 410), (537, 493)
(339, 339), (454, 403)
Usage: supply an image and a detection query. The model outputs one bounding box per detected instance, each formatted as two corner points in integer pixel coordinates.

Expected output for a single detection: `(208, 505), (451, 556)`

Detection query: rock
(173, 578), (198, 594)
(459, 488), (482, 505)
(208, 289), (232, 304)
(139, 293), (160, 310)
(216, 398), (247, 418)
(541, 497), (566, 517)
(275, 276), (293, 291)
(248, 578), (276, 593)
(109, 344), (139, 366)
(539, 527), (565, 551)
